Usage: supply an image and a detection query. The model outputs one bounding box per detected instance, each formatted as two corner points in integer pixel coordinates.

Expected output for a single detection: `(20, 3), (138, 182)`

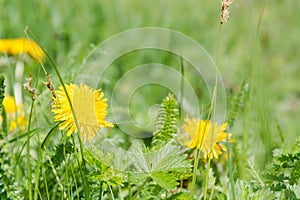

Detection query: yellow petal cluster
(183, 116), (231, 159)
(1, 95), (27, 132)
(51, 83), (113, 141)
(0, 38), (44, 61)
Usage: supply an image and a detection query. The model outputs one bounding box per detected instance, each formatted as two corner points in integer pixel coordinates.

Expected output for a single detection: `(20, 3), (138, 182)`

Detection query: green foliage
(130, 144), (191, 191)
(151, 94), (179, 150)
(139, 182), (163, 200)
(226, 80), (249, 129)
(237, 138), (300, 199)
(0, 140), (12, 199)
(0, 74), (4, 106)
(84, 147), (123, 198)
(48, 142), (76, 168)
(165, 192), (193, 200)
(235, 180), (276, 200)
(0, 74), (7, 134)
(0, 74), (22, 200)
(263, 137), (300, 199)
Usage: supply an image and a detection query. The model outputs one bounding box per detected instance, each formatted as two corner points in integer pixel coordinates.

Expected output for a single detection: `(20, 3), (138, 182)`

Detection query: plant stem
(203, 157), (212, 200)
(45, 48), (90, 199)
(132, 177), (150, 200)
(99, 181), (103, 200)
(179, 55), (185, 119)
(128, 173), (132, 200)
(43, 166), (50, 200)
(26, 100), (34, 200)
(191, 148), (200, 197)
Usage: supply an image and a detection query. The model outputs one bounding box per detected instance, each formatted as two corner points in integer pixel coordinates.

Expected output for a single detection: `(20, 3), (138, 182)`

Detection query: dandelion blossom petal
(183, 116), (231, 159)
(51, 83), (113, 141)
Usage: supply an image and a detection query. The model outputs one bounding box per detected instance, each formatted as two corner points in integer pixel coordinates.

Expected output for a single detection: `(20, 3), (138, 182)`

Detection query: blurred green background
(1, 0), (300, 165)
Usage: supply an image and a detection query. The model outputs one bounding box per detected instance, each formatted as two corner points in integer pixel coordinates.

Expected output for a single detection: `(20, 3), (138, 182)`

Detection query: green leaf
(41, 124), (59, 148)
(151, 172), (178, 190)
(132, 143), (191, 174)
(49, 142), (76, 167)
(165, 192), (193, 200)
(130, 143), (191, 190)
(84, 147), (123, 188)
(151, 94), (179, 150)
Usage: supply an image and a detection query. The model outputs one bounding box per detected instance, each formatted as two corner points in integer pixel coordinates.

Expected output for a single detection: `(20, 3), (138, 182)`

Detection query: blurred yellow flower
(183, 116), (231, 159)
(1, 95), (27, 132)
(3, 95), (18, 113)
(51, 83), (114, 141)
(0, 38), (44, 61)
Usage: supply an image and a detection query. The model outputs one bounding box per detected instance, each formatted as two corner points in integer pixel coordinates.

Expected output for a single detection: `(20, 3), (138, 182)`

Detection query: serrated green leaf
(84, 147), (123, 189)
(131, 143), (191, 174)
(130, 143), (191, 194)
(129, 173), (148, 185)
(151, 172), (178, 190)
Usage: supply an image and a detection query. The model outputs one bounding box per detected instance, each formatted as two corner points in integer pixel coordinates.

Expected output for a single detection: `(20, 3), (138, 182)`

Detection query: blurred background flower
(1, 95), (26, 132)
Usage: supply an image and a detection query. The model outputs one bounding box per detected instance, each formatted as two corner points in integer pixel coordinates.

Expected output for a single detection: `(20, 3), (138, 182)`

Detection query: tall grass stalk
(26, 100), (34, 200)
(33, 116), (42, 200)
(215, 11), (236, 200)
(62, 134), (71, 199)
(44, 46), (90, 199)
(191, 148), (200, 197)
(43, 165), (50, 200)
(243, 0), (267, 169)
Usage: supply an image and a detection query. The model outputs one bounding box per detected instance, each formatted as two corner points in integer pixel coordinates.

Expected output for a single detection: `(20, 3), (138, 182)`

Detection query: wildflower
(182, 116), (231, 159)
(0, 38), (44, 61)
(0, 38), (45, 105)
(1, 95), (26, 132)
(51, 83), (114, 141)
(220, 0), (233, 24)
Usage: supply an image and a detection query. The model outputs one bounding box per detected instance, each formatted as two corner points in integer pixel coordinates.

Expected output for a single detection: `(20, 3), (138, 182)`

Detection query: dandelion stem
(14, 61), (24, 105)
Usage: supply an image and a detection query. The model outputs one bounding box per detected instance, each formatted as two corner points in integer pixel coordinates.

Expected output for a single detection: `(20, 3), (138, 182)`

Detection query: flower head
(1, 95), (27, 132)
(220, 0), (233, 24)
(51, 83), (114, 141)
(0, 38), (44, 61)
(183, 116), (231, 159)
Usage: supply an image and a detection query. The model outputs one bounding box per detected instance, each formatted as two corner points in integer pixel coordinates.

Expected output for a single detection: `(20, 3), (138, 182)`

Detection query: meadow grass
(1, 0), (300, 199)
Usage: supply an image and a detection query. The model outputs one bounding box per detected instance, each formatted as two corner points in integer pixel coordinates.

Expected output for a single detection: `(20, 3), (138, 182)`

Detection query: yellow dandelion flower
(3, 95), (18, 113)
(51, 83), (114, 141)
(1, 95), (27, 132)
(0, 38), (44, 61)
(183, 116), (231, 159)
